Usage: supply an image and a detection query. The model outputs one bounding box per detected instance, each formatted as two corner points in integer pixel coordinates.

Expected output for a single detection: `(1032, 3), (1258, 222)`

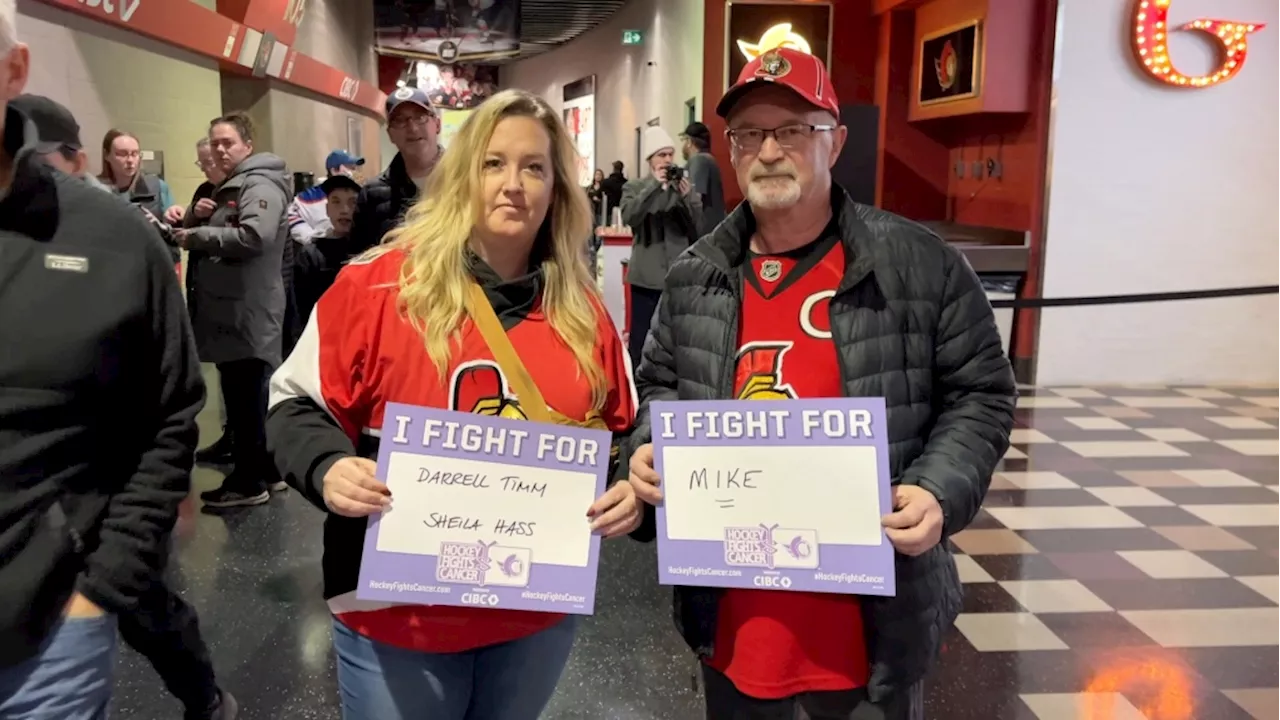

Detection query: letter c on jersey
(799, 290), (836, 340)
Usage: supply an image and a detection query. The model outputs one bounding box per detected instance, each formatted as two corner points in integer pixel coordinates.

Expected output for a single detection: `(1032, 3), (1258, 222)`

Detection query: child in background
(292, 174), (362, 329)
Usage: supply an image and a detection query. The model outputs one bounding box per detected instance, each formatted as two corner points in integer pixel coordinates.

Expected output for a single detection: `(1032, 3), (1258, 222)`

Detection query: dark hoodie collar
(696, 184), (877, 293)
(466, 246), (545, 322)
(0, 105), (59, 242)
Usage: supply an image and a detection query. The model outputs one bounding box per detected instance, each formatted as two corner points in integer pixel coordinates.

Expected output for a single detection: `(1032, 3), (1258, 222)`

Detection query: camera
(665, 164), (684, 186)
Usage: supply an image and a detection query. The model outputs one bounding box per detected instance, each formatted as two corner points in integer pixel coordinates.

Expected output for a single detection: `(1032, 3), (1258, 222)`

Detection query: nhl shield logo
(759, 259), (783, 283)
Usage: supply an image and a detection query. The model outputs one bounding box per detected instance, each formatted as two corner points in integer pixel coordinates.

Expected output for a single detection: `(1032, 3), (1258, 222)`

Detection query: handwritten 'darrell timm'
(376, 451), (597, 568)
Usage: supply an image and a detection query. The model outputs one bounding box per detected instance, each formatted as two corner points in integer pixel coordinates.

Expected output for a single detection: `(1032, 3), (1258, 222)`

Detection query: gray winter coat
(627, 187), (1016, 704)
(183, 153), (291, 367)
(620, 176), (702, 290)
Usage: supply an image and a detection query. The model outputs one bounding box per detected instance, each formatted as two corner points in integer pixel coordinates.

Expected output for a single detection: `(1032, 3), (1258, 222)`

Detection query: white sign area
(375, 451), (598, 568)
(661, 445), (884, 546)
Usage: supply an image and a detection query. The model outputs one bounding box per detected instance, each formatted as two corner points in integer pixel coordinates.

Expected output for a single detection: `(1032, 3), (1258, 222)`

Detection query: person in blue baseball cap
(286, 148), (366, 246)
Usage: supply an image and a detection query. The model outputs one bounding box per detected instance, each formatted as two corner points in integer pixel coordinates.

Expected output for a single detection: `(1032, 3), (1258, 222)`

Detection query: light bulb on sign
(1131, 0), (1264, 87)
(737, 23), (813, 61)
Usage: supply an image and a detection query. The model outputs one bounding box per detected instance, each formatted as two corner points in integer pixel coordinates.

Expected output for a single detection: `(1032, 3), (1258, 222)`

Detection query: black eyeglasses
(726, 123), (836, 152)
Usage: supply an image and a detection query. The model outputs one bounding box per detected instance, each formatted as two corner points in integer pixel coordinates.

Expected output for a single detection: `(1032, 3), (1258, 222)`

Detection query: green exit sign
(622, 29), (643, 45)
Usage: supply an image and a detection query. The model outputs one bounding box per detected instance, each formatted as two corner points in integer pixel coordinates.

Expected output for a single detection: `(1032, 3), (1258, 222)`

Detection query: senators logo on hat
(756, 50), (792, 79)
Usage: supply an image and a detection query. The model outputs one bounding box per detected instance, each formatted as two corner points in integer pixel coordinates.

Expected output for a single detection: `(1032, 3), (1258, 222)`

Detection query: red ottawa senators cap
(716, 47), (841, 119)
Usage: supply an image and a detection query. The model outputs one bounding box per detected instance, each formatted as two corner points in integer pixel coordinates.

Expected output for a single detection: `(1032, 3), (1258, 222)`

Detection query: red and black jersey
(267, 248), (636, 654)
(709, 224), (870, 699)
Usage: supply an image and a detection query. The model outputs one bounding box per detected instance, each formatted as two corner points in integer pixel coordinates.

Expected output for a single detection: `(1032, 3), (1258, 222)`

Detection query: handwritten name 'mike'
(661, 407), (876, 507)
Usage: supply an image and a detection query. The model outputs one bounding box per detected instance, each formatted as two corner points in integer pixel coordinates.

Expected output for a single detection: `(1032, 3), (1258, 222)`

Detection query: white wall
(1036, 0), (1278, 386)
(500, 0), (704, 180)
(18, 0), (224, 204)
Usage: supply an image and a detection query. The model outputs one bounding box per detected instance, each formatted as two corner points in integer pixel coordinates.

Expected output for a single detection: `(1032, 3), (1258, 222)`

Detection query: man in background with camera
(620, 124), (701, 368)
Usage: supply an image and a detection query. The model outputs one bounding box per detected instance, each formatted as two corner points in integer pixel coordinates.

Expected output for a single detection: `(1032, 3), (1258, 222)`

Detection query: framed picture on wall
(563, 75), (597, 186)
(917, 20), (982, 106)
(347, 117), (363, 163)
(724, 1), (832, 89)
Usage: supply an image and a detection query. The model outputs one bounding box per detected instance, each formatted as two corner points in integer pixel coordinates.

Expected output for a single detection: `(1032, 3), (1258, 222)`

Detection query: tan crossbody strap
(465, 282), (553, 423)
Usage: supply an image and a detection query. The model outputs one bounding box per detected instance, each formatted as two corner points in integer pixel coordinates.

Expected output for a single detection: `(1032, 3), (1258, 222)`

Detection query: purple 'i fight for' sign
(355, 403), (610, 614)
(652, 398), (897, 596)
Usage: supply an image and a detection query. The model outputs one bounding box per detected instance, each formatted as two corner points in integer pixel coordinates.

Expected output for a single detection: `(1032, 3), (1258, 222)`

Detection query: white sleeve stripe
(616, 325), (639, 412)
(268, 307), (338, 425)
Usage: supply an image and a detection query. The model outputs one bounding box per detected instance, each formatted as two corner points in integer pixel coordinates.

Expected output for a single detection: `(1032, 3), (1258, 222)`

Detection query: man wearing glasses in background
(624, 47), (1015, 719)
(351, 87), (444, 252)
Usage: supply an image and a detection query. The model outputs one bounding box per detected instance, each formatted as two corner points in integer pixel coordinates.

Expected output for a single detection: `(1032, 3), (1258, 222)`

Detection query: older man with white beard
(622, 47), (1015, 719)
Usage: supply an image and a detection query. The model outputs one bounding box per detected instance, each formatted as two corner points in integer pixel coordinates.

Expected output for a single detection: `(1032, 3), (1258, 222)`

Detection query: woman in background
(266, 89), (641, 720)
(586, 166), (606, 223)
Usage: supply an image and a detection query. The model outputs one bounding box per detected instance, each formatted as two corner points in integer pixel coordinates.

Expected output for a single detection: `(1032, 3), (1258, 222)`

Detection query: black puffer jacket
(351, 150), (436, 253)
(628, 187), (1016, 703)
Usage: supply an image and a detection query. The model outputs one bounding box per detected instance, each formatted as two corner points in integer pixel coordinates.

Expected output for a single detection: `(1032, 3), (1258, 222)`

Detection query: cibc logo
(338, 77), (360, 102)
(460, 592), (500, 607)
(77, 0), (141, 23)
(753, 574), (793, 589)
(1131, 0), (1265, 88)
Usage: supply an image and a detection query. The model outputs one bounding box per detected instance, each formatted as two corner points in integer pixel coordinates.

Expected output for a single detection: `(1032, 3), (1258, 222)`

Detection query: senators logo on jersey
(449, 360), (527, 419)
(734, 342), (797, 401)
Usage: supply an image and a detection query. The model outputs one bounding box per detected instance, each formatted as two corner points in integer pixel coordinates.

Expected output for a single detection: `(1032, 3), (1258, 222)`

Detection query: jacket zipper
(716, 265), (743, 397)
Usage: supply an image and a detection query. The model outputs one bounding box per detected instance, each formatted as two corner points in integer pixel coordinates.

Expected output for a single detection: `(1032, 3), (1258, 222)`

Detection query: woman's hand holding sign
(323, 457), (392, 517)
(880, 485), (944, 556)
(627, 443), (663, 505)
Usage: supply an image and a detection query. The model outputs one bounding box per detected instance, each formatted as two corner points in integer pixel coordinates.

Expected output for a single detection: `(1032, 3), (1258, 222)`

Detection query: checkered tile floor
(931, 386), (1278, 720)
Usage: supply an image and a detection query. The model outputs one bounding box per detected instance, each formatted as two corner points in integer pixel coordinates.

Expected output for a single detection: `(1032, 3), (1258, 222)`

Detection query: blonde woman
(265, 90), (641, 719)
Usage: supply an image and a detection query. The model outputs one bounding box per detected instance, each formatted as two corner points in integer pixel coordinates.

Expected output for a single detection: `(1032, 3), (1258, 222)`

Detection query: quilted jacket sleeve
(625, 290), (681, 541)
(900, 249), (1016, 538)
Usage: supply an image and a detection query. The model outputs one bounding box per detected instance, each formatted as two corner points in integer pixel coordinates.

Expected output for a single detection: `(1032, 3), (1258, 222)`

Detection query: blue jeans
(332, 616), (578, 720)
(0, 615), (117, 720)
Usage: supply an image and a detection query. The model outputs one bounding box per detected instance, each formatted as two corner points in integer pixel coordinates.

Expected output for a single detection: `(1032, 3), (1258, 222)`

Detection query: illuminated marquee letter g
(1132, 0), (1265, 88)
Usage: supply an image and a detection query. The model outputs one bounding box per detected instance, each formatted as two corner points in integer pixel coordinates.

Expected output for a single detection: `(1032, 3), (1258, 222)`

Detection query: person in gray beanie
(620, 124), (702, 367)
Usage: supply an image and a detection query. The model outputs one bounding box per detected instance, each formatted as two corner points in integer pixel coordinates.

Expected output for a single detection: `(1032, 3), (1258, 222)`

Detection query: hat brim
(321, 176), (362, 194)
(715, 77), (831, 119)
(33, 141), (65, 155)
(387, 99), (436, 120)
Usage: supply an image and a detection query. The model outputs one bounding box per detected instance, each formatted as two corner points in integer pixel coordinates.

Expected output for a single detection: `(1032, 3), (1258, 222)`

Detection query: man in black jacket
(625, 48), (1015, 719)
(0, 16), (206, 717)
(10, 92), (237, 720)
(351, 87), (443, 252)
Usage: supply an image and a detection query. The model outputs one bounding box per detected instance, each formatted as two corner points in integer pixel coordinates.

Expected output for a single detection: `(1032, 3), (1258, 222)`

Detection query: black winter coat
(351, 151), (430, 254)
(626, 187), (1016, 703)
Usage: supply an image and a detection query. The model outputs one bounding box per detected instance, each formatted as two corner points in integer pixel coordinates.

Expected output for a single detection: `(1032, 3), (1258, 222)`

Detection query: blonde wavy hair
(378, 89), (606, 407)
